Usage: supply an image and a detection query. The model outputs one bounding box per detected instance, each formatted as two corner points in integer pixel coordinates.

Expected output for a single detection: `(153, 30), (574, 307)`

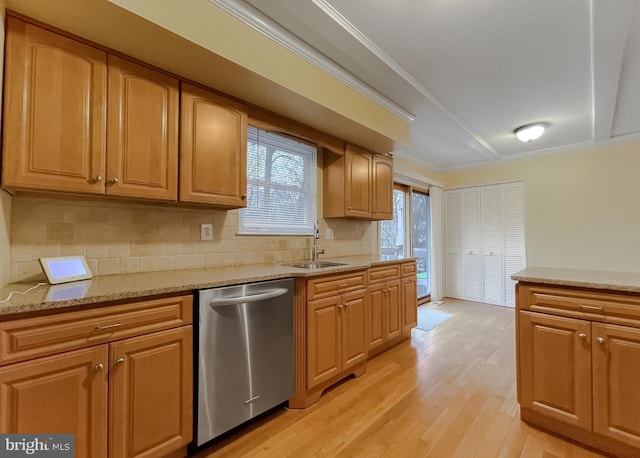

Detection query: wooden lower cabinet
(0, 345), (108, 458)
(307, 289), (366, 390)
(0, 296), (193, 458)
(592, 323), (640, 448)
(109, 327), (192, 458)
(517, 283), (640, 456)
(518, 311), (592, 430)
(401, 275), (418, 336)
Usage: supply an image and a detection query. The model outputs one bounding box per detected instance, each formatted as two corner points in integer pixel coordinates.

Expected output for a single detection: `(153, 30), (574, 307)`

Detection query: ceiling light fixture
(514, 123), (545, 143)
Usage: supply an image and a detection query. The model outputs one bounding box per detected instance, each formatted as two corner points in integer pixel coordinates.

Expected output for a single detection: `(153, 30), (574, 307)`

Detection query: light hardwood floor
(195, 299), (605, 457)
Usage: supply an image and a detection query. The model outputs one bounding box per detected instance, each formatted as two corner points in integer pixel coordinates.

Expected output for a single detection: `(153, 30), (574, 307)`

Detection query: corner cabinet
(0, 295), (193, 458)
(2, 17), (179, 202)
(516, 283), (640, 456)
(179, 83), (248, 208)
(323, 144), (393, 220)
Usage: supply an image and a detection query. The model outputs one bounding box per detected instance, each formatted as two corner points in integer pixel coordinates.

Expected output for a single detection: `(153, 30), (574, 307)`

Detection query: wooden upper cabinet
(344, 145), (372, 218)
(180, 83), (248, 207)
(372, 155), (393, 220)
(2, 17), (107, 194)
(107, 55), (179, 201)
(323, 143), (393, 219)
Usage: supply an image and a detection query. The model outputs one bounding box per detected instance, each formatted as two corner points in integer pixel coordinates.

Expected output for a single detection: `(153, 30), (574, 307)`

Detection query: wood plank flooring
(194, 299), (605, 457)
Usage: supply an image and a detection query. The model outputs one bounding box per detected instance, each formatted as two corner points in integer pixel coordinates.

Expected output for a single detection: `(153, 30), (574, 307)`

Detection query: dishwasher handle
(208, 287), (289, 308)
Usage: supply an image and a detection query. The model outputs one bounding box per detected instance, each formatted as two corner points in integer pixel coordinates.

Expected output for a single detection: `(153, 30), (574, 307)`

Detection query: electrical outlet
(325, 228), (334, 240)
(200, 223), (213, 241)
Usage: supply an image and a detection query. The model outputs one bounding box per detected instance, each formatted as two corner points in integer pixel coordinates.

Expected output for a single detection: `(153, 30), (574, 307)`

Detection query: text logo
(0, 434), (73, 457)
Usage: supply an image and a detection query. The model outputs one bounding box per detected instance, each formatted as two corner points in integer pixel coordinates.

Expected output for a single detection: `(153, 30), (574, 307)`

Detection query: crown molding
(311, 0), (500, 160)
(207, 0), (415, 124)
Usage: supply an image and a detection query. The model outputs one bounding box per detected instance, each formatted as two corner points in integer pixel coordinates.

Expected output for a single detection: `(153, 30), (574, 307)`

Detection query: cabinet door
(344, 144), (372, 218)
(180, 83), (248, 207)
(341, 290), (367, 370)
(402, 275), (418, 335)
(371, 155), (393, 220)
(462, 188), (482, 302)
(481, 185), (504, 305)
(2, 17), (106, 194)
(518, 311), (591, 430)
(0, 345), (108, 458)
(386, 279), (402, 341)
(107, 55), (179, 200)
(109, 326), (192, 458)
(367, 284), (385, 351)
(502, 182), (526, 307)
(592, 323), (640, 448)
(307, 296), (341, 389)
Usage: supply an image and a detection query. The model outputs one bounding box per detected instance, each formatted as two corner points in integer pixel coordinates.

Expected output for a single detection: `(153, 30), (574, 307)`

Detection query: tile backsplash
(9, 196), (375, 282)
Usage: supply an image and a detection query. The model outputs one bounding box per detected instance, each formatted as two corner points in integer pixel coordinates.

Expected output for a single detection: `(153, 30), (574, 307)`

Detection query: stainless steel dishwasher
(195, 278), (295, 446)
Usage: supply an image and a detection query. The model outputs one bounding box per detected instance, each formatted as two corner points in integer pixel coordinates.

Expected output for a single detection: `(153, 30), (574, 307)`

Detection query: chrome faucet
(312, 220), (325, 261)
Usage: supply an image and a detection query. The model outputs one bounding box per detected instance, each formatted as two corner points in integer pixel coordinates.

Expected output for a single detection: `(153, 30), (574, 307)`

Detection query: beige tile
(10, 261), (45, 282)
(204, 253), (223, 267)
(147, 242), (167, 256)
(166, 241), (182, 255)
(97, 258), (120, 276)
(158, 226), (175, 241)
(86, 258), (98, 276)
(86, 243), (109, 258)
(139, 256), (158, 272)
(189, 254), (205, 268)
(46, 222), (74, 241)
(11, 244), (32, 262)
(12, 222), (47, 243)
(109, 242), (130, 257)
(59, 244), (86, 257)
(11, 202), (34, 221)
(157, 256), (175, 271)
(32, 243), (60, 259)
(129, 242), (148, 257)
(174, 226), (190, 241)
(173, 255), (191, 269)
(120, 257), (140, 274)
(181, 241), (197, 254)
(34, 204), (63, 222)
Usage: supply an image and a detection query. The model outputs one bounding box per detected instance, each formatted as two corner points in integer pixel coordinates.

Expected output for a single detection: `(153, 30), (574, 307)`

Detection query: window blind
(239, 126), (317, 235)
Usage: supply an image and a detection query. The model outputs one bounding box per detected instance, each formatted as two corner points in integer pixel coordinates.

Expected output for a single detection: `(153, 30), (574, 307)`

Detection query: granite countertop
(512, 266), (640, 293)
(0, 255), (415, 318)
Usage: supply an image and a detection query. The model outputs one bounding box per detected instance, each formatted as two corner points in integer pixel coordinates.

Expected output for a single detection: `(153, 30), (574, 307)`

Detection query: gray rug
(415, 307), (453, 332)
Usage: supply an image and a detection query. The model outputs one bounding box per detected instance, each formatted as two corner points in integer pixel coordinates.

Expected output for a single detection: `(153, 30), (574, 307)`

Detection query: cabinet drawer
(0, 295), (193, 366)
(368, 264), (401, 283)
(307, 271), (366, 300)
(519, 285), (640, 323)
(401, 262), (417, 277)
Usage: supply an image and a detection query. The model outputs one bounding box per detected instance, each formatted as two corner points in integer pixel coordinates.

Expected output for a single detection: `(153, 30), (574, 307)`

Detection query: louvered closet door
(503, 182), (526, 307)
(482, 185), (504, 305)
(445, 191), (462, 298)
(462, 189), (482, 302)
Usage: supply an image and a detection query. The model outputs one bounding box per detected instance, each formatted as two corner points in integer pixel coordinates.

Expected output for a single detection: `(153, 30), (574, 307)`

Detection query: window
(239, 126), (317, 235)
(381, 184), (431, 301)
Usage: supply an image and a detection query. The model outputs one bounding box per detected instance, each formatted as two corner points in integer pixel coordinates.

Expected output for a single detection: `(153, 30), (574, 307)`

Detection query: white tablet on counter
(39, 256), (93, 284)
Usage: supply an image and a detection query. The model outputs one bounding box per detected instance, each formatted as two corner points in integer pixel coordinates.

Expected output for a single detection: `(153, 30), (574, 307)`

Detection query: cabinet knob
(596, 337), (605, 344)
(109, 177), (119, 184)
(578, 333), (586, 339)
(94, 363), (104, 372)
(348, 207), (352, 211)
(241, 194), (247, 200)
(115, 357), (125, 365)
(90, 175), (102, 183)
(338, 304), (344, 310)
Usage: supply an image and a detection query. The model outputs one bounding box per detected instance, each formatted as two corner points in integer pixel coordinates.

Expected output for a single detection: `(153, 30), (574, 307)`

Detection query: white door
(462, 188), (482, 302)
(482, 185), (503, 305)
(445, 190), (462, 298)
(502, 182), (526, 307)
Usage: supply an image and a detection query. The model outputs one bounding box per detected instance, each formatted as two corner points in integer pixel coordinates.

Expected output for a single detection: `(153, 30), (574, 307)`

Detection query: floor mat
(415, 307), (453, 332)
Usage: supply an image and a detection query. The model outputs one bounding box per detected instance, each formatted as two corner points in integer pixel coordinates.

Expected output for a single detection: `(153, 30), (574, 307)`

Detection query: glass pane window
(412, 191), (431, 298)
(380, 187), (406, 259)
(239, 126), (317, 235)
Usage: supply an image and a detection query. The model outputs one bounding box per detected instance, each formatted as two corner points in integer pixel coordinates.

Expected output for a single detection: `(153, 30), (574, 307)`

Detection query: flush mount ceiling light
(514, 123), (546, 143)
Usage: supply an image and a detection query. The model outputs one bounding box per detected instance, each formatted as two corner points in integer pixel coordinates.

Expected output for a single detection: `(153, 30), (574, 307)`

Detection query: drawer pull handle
(339, 283), (349, 288)
(579, 305), (603, 311)
(115, 357), (125, 364)
(94, 363), (104, 372)
(596, 337), (605, 344)
(578, 333), (586, 339)
(338, 304), (344, 310)
(95, 321), (123, 330)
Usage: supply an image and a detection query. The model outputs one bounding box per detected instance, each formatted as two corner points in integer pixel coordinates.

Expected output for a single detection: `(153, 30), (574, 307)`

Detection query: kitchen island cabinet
(0, 294), (193, 458)
(514, 268), (640, 457)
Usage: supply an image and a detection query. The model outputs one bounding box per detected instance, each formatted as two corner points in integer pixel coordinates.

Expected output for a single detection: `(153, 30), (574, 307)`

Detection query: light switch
(325, 228), (334, 240)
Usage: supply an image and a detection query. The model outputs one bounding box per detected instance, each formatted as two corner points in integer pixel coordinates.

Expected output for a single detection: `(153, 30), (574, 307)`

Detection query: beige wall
(0, 1), (11, 288)
(441, 140), (640, 273)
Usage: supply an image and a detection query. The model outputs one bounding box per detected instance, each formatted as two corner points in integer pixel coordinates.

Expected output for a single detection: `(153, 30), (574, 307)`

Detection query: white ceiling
(210, 0), (640, 170)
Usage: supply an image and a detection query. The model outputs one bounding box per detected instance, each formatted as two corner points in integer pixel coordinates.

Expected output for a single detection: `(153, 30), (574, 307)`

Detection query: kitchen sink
(284, 261), (347, 269)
